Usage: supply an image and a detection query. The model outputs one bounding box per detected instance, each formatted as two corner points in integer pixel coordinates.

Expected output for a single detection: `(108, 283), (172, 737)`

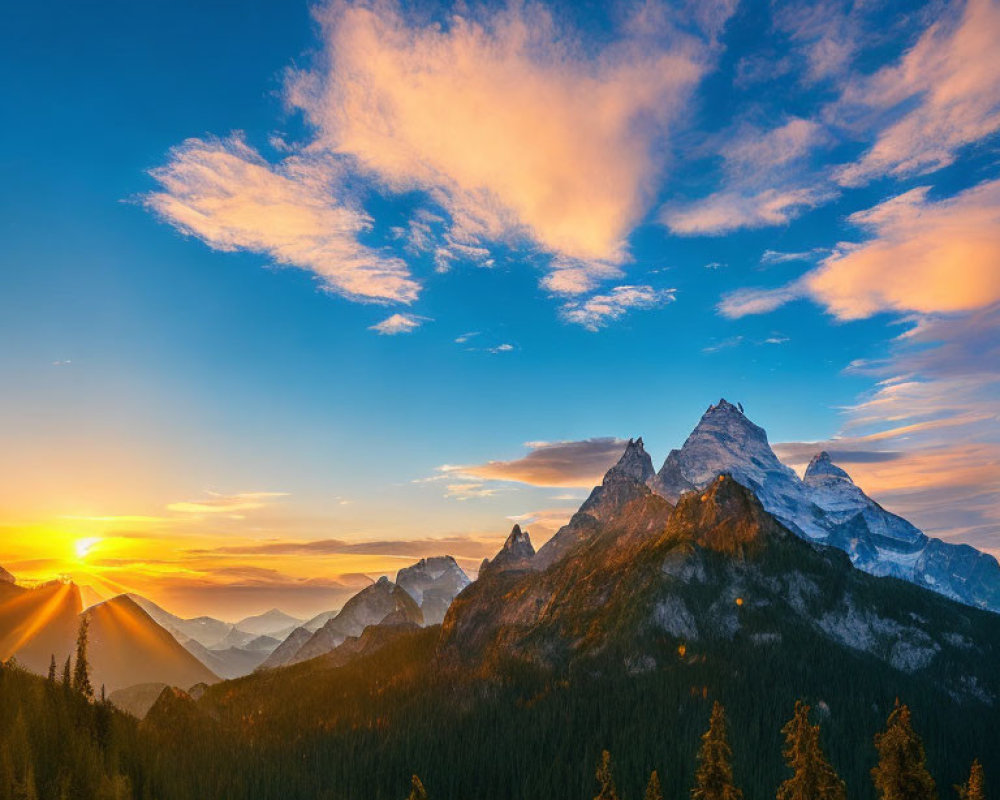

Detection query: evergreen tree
(956, 761), (985, 800)
(595, 750), (620, 800)
(777, 701), (846, 800)
(72, 616), (93, 700)
(692, 702), (742, 800)
(46, 655), (56, 684)
(61, 656), (72, 694)
(872, 701), (937, 800)
(407, 774), (428, 800)
(645, 770), (663, 800)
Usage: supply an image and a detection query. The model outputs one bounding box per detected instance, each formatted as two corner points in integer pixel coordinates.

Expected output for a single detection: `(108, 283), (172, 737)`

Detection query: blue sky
(2, 0), (997, 617)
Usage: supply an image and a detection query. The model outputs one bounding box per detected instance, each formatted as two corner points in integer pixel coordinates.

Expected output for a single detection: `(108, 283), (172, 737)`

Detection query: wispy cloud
(166, 491), (289, 515)
(369, 312), (429, 335)
(561, 285), (676, 331)
(779, 307), (1000, 553)
(146, 135), (419, 303)
(833, 0), (1000, 186)
(663, 186), (832, 235)
(443, 437), (627, 488)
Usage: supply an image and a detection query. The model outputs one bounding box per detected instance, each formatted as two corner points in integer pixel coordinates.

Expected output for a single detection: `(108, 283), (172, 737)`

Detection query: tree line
(407, 700), (987, 800)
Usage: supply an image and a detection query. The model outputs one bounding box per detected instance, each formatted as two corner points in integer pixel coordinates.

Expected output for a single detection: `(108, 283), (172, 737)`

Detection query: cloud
(662, 186), (831, 235)
(166, 491), (289, 515)
(488, 343), (514, 354)
(146, 135), (419, 303)
(760, 248), (828, 265)
(448, 437), (627, 488)
(717, 284), (805, 318)
(288, 0), (708, 290)
(786, 308), (1000, 553)
(560, 285), (676, 331)
(369, 312), (429, 335)
(805, 182), (1000, 319)
(834, 0), (1000, 186)
(187, 535), (503, 561)
(721, 180), (1000, 319)
(772, 443), (904, 465)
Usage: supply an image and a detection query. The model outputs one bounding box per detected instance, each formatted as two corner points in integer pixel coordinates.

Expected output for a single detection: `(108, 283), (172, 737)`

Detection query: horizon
(3, 0), (998, 621)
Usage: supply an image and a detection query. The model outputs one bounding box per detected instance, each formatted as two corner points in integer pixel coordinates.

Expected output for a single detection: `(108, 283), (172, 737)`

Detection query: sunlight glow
(75, 537), (101, 560)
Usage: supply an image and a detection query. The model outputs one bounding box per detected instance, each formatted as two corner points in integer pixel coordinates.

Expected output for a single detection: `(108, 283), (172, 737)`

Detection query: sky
(1, 0), (998, 620)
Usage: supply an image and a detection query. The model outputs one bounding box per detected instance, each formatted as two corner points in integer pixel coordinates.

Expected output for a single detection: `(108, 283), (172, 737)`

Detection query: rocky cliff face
(396, 556), (471, 625)
(440, 474), (1000, 702)
(534, 437), (664, 569)
(481, 525), (536, 575)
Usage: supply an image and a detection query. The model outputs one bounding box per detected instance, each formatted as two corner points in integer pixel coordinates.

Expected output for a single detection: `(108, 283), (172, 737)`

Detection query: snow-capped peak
(804, 451), (852, 483)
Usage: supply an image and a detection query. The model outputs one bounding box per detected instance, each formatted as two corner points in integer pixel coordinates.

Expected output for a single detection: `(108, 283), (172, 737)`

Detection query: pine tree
(72, 616), (93, 700)
(595, 750), (620, 800)
(777, 701), (846, 800)
(872, 701), (937, 800)
(47, 655), (56, 684)
(646, 770), (663, 800)
(692, 702), (742, 800)
(407, 774), (428, 800)
(61, 656), (72, 693)
(956, 760), (985, 800)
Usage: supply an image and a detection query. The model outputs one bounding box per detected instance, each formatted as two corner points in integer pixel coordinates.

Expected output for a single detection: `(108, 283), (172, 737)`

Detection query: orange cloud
(289, 0), (707, 290)
(720, 180), (1000, 319)
(147, 135), (419, 303)
(806, 182), (1000, 319)
(444, 437), (627, 488)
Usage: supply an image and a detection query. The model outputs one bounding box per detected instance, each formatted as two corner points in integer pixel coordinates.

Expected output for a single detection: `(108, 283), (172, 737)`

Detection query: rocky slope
(534, 437), (664, 570)
(480, 524), (535, 574)
(268, 577), (423, 668)
(395, 556), (470, 625)
(441, 471), (1000, 702)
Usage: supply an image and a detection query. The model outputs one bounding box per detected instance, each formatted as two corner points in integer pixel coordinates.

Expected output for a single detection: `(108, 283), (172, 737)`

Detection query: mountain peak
(503, 524), (535, 558)
(482, 525), (536, 574)
(804, 451), (853, 483)
(0, 565), (14, 584)
(603, 437), (655, 485)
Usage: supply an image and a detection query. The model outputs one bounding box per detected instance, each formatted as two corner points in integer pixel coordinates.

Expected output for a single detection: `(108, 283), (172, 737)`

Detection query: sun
(75, 537), (101, 560)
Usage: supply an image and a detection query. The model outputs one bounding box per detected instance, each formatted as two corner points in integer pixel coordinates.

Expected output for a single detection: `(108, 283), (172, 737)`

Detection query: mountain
(83, 595), (219, 693)
(180, 638), (272, 679)
(0, 564), (15, 584)
(234, 608), (304, 638)
(442, 473), (999, 696)
(646, 399), (1000, 612)
(257, 625), (314, 671)
(395, 556), (470, 624)
(480, 524), (535, 574)
(534, 437), (664, 570)
(0, 580), (81, 674)
(263, 577), (423, 668)
(154, 454), (1000, 800)
(128, 594), (235, 648)
(108, 681), (170, 718)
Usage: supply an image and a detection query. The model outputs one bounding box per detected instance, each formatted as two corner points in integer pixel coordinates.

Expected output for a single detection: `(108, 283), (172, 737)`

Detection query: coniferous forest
(1, 619), (995, 800)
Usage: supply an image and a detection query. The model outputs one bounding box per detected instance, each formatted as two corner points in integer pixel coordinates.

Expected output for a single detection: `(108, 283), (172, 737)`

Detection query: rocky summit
(641, 400), (1000, 613)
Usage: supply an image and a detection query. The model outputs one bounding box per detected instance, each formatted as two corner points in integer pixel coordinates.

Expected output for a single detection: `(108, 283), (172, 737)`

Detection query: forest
(0, 619), (993, 800)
